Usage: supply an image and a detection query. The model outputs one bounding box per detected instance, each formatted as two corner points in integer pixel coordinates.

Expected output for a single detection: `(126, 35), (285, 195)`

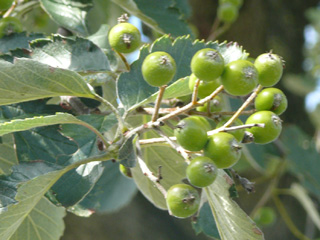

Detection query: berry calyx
(191, 48), (225, 82)
(108, 22), (141, 53)
(204, 132), (242, 169)
(166, 184), (200, 218)
(142, 51), (176, 87)
(186, 156), (218, 187)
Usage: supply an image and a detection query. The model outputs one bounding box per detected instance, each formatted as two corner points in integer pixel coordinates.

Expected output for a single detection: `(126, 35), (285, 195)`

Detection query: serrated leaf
(281, 126), (320, 200)
(131, 115), (187, 209)
(0, 32), (45, 54)
(28, 35), (111, 72)
(118, 35), (248, 112)
(0, 134), (18, 175)
(78, 161), (137, 213)
(9, 197), (66, 240)
(204, 170), (264, 240)
(0, 162), (67, 239)
(40, 0), (93, 35)
(0, 58), (97, 106)
(192, 202), (220, 239)
(111, 0), (192, 37)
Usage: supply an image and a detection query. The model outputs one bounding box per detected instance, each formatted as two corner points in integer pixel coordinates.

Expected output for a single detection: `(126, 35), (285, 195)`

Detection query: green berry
(219, 0), (243, 7)
(221, 59), (259, 96)
(166, 184), (200, 218)
(142, 51), (176, 87)
(255, 88), (288, 115)
(204, 132), (242, 169)
(245, 111), (282, 144)
(174, 116), (209, 151)
(108, 22), (141, 53)
(254, 207), (276, 226)
(216, 117), (245, 142)
(191, 48), (225, 82)
(254, 53), (283, 87)
(0, 17), (23, 38)
(217, 3), (239, 23)
(196, 95), (224, 113)
(188, 73), (221, 98)
(186, 156), (218, 187)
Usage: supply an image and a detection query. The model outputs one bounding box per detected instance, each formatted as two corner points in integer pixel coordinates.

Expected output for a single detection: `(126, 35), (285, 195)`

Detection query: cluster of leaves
(0, 1), (319, 240)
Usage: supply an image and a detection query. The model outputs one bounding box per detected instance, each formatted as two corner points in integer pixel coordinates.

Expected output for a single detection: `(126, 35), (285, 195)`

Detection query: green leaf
(0, 134), (18, 175)
(204, 170), (264, 240)
(118, 35), (248, 112)
(281, 126), (320, 200)
(0, 32), (44, 54)
(8, 197), (66, 240)
(78, 161), (137, 213)
(111, 0), (193, 37)
(0, 58), (97, 106)
(51, 114), (118, 207)
(118, 134), (138, 167)
(28, 35), (112, 72)
(131, 115), (187, 209)
(192, 202), (220, 239)
(0, 113), (99, 136)
(0, 162), (66, 240)
(88, 24), (110, 50)
(40, 0), (93, 35)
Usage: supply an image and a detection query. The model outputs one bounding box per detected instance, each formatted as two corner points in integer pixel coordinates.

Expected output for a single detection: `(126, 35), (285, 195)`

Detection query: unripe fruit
(186, 156), (218, 187)
(108, 22), (141, 53)
(188, 73), (221, 98)
(191, 48), (225, 82)
(219, 0), (243, 7)
(0, 17), (23, 38)
(142, 51), (176, 87)
(217, 3), (239, 23)
(174, 116), (209, 151)
(204, 132), (242, 169)
(166, 184), (200, 218)
(221, 59), (259, 96)
(196, 96), (223, 113)
(254, 88), (288, 115)
(254, 53), (283, 87)
(0, 0), (14, 12)
(216, 117), (245, 142)
(245, 111), (282, 144)
(254, 207), (276, 226)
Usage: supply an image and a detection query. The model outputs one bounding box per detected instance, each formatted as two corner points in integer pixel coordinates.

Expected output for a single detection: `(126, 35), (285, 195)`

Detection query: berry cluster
(108, 17), (286, 219)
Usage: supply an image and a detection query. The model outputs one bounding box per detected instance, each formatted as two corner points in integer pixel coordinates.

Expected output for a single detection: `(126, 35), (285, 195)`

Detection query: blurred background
(20, 0), (320, 239)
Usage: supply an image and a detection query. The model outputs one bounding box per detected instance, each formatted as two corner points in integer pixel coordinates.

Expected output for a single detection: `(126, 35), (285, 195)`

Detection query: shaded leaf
(0, 134), (18, 175)
(40, 0), (93, 35)
(0, 58), (97, 106)
(0, 32), (44, 54)
(119, 134), (138, 167)
(282, 126), (320, 200)
(192, 202), (220, 239)
(78, 161), (137, 213)
(204, 170), (264, 240)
